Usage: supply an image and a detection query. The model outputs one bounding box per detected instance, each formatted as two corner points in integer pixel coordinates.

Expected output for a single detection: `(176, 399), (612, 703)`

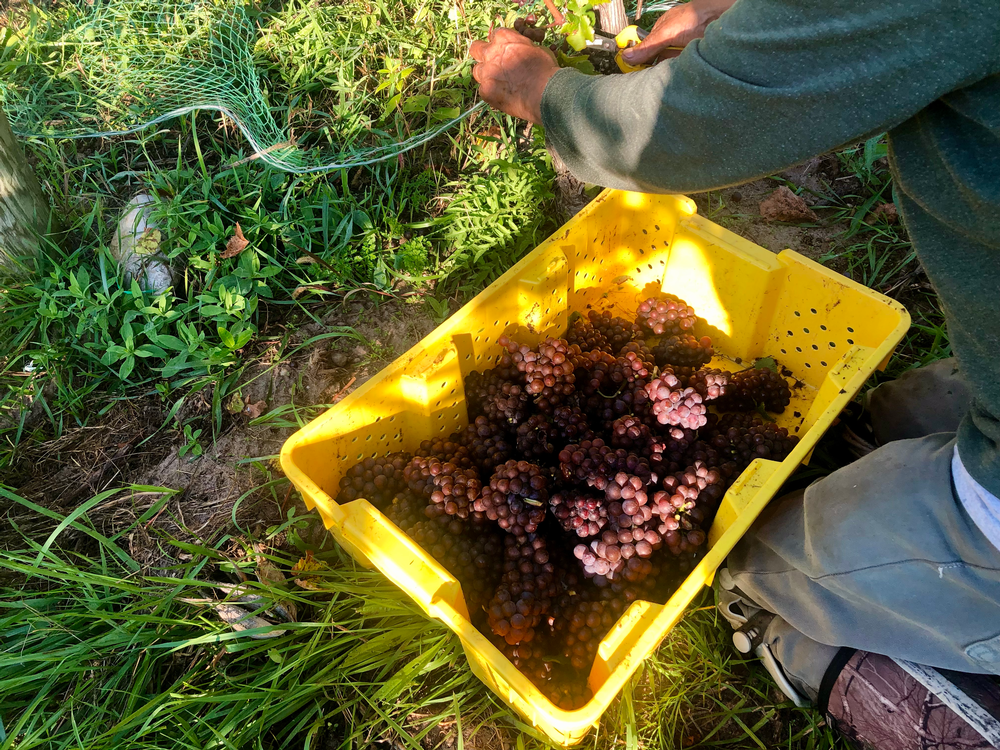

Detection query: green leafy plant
(178, 423), (203, 458)
(559, 0), (598, 50)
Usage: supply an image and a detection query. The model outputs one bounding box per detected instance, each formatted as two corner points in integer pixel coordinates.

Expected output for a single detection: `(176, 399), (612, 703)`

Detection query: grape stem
(543, 0), (566, 26)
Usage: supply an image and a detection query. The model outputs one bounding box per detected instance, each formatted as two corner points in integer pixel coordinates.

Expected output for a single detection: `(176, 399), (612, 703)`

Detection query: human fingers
(620, 3), (699, 65)
(470, 39), (490, 62)
(490, 26), (531, 45)
(472, 60), (503, 88)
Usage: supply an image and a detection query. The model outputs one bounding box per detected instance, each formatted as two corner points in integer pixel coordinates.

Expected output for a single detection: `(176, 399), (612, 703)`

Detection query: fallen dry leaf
(180, 599), (286, 638)
(868, 202), (899, 225)
(221, 222), (249, 259)
(253, 542), (286, 587)
(243, 399), (267, 419)
(759, 186), (818, 223)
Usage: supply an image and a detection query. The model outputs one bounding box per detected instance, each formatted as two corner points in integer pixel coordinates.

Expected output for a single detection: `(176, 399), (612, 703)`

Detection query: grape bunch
(516, 406), (595, 461)
(619, 340), (655, 370)
(653, 334), (714, 369)
(573, 527), (659, 584)
(414, 434), (474, 467)
(558, 439), (657, 492)
(502, 335), (577, 411)
(609, 415), (652, 454)
(604, 472), (654, 529)
(568, 348), (618, 395)
(407, 517), (505, 611)
(487, 534), (556, 644)
(465, 363), (531, 426)
(704, 412), (799, 470)
(336, 290), (811, 705)
(549, 489), (608, 538)
(335, 452), (411, 509)
(474, 460), (549, 536)
(587, 310), (640, 353)
(515, 413), (559, 461)
(653, 462), (726, 555)
(716, 368), (792, 413)
(642, 426), (697, 474)
(461, 416), (514, 473)
(636, 296), (697, 336)
(567, 316), (613, 354)
(582, 382), (653, 430)
(554, 597), (623, 671)
(644, 373), (710, 429)
(385, 489), (435, 532)
(683, 368), (728, 401)
(403, 455), (483, 521)
(512, 14), (545, 43)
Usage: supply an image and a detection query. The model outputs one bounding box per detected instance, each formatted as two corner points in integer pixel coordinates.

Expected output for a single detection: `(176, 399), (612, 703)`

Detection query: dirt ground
(2, 297), (438, 565)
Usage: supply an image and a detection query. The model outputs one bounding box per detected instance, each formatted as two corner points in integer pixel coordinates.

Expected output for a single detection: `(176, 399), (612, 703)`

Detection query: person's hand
(470, 28), (560, 125)
(621, 0), (736, 66)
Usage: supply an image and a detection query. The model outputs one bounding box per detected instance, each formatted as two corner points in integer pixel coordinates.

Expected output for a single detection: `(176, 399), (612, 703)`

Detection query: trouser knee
(868, 358), (971, 444)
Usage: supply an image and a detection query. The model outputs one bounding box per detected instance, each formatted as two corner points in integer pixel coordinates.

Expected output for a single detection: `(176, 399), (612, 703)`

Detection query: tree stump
(596, 0), (628, 35)
(0, 108), (51, 277)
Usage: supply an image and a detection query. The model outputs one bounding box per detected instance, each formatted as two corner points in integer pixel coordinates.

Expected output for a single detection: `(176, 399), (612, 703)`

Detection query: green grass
(0, 488), (849, 750)
(0, 0), (561, 468)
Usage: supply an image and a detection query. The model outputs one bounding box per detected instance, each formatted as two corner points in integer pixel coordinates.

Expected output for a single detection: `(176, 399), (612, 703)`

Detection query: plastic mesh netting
(2, 0), (681, 173)
(2, 0), (487, 173)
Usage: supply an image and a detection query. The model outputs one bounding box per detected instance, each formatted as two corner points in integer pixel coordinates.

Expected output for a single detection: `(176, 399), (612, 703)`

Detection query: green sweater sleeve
(540, 0), (999, 193)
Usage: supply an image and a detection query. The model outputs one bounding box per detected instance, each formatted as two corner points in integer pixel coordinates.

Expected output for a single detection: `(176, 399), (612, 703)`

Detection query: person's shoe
(715, 566), (762, 629)
(716, 568), (810, 708)
(837, 401), (878, 460)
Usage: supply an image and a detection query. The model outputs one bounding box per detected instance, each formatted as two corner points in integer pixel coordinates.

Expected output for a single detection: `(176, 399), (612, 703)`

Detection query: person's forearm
(541, 0), (997, 193)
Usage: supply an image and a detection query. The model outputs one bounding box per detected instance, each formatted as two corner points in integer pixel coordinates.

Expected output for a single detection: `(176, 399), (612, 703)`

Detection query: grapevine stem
(543, 0), (566, 26)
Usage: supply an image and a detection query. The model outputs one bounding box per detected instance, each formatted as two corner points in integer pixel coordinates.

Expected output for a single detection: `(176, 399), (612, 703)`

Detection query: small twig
(143, 500), (170, 531)
(301, 250), (339, 275)
(542, 0), (565, 26)
(634, 0), (644, 21)
(225, 140), (295, 169)
(331, 376), (357, 404)
(279, 484), (293, 515)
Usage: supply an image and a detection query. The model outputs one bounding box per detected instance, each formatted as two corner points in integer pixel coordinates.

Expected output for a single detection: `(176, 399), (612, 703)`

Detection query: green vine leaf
(559, 0), (596, 51)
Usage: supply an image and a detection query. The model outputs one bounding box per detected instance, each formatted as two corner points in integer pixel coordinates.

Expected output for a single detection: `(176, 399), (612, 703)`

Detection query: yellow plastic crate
(280, 190), (910, 746)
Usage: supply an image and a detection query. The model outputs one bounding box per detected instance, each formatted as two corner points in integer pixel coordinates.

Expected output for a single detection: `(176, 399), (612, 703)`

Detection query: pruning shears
(585, 26), (682, 73)
(585, 26), (649, 73)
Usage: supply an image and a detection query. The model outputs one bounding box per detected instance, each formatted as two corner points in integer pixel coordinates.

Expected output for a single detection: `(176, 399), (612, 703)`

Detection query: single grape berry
(635, 296), (697, 336)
